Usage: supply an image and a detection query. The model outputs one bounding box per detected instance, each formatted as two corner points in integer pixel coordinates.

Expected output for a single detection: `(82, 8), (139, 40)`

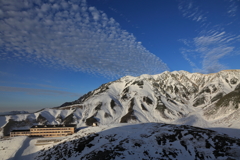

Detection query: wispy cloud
(180, 48), (197, 69)
(227, 0), (239, 17)
(0, 0), (168, 78)
(181, 29), (240, 73)
(178, 0), (239, 23)
(0, 86), (81, 97)
(178, 0), (240, 73)
(178, 0), (206, 22)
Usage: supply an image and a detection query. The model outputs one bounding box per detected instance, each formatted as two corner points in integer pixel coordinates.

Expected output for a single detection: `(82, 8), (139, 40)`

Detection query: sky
(0, 0), (240, 112)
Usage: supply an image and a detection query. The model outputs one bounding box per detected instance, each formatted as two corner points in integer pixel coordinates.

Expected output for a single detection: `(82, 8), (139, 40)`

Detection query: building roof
(30, 124), (76, 128)
(11, 129), (30, 132)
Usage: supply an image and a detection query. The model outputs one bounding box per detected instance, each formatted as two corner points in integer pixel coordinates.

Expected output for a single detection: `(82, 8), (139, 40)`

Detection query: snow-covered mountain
(1, 70), (240, 160)
(1, 70), (240, 138)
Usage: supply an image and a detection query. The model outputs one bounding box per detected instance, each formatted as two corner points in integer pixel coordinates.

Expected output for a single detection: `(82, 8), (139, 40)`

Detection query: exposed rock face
(1, 70), (240, 137)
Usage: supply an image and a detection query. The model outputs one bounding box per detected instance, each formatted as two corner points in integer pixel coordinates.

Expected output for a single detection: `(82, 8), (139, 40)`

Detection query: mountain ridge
(1, 69), (240, 138)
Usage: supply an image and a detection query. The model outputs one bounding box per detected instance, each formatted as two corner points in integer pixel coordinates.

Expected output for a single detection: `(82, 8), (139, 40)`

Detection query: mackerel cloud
(0, 0), (168, 78)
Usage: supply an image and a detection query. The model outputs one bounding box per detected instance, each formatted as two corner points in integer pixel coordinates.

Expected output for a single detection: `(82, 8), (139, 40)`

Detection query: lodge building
(10, 130), (31, 137)
(10, 124), (76, 137)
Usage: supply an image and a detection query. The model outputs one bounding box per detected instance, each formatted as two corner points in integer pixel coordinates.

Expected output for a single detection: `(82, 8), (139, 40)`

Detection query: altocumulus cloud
(0, 0), (169, 78)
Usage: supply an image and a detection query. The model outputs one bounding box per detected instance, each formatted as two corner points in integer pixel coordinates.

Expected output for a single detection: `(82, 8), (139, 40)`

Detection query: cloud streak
(0, 86), (81, 97)
(0, 0), (168, 78)
(0, 80), (66, 90)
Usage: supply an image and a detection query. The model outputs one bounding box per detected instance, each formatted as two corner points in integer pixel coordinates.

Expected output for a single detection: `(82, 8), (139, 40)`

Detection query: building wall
(10, 131), (31, 137)
(10, 126), (75, 137)
(30, 127), (74, 137)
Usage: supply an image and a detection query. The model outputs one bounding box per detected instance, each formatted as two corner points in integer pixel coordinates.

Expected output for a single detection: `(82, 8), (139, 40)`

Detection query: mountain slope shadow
(8, 137), (32, 160)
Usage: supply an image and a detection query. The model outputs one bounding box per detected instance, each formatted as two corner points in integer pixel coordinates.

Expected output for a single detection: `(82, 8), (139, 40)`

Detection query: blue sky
(0, 0), (240, 112)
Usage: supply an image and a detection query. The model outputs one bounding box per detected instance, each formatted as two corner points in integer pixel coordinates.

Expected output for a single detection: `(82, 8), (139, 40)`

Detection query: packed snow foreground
(1, 70), (240, 159)
(1, 123), (240, 160)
